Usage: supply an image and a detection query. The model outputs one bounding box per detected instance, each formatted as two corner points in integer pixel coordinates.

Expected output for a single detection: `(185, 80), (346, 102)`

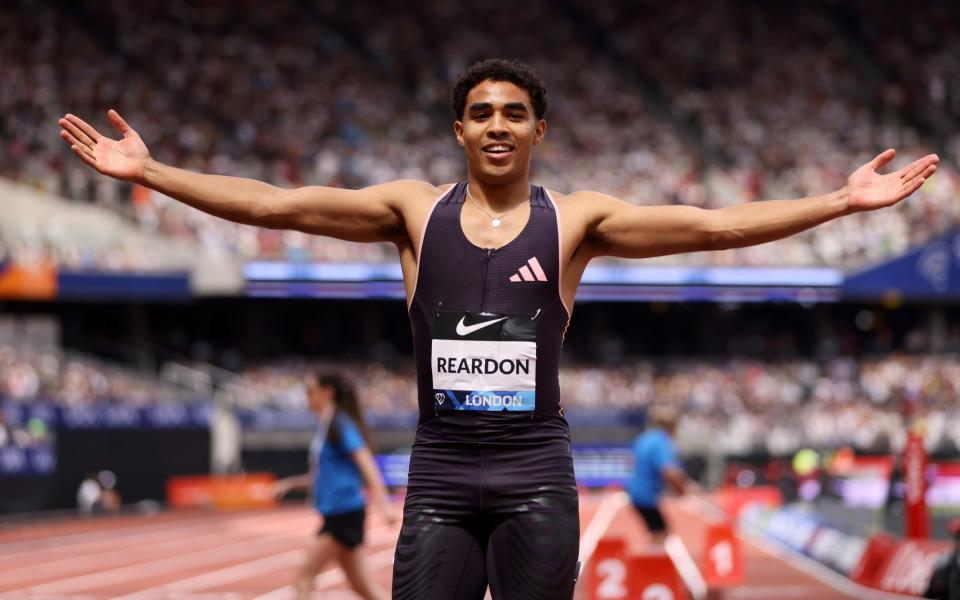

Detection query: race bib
(431, 311), (537, 412)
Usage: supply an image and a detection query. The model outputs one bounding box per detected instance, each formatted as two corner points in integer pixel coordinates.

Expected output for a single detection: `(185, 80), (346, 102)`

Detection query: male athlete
(59, 58), (938, 599)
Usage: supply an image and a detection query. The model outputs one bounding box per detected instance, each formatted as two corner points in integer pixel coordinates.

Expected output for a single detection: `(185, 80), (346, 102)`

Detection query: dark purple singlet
(392, 182), (581, 600)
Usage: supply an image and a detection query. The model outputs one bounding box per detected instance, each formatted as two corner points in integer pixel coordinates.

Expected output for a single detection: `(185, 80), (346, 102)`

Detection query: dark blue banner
(844, 229), (960, 300)
(0, 444), (56, 475)
(58, 271), (190, 299)
(3, 400), (210, 430)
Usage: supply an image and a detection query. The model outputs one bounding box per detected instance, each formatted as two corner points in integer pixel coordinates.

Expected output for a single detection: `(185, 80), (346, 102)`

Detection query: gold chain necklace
(466, 184), (530, 228)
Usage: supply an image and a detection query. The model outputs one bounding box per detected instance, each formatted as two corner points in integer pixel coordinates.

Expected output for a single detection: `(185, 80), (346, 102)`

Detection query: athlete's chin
(474, 161), (526, 183)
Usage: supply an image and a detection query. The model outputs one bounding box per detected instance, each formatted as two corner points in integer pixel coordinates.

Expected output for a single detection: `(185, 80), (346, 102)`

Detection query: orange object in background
(701, 522), (743, 587)
(166, 473), (277, 510)
(630, 552), (684, 600)
(588, 538), (631, 600)
(0, 263), (57, 299)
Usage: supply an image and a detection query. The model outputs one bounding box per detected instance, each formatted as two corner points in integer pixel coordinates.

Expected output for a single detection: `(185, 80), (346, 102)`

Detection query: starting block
(588, 538), (686, 600)
(701, 522), (743, 587)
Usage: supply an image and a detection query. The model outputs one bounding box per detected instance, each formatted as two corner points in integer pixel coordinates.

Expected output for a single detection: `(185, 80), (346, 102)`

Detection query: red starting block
(631, 552), (685, 599)
(701, 522), (743, 587)
(588, 538), (685, 600)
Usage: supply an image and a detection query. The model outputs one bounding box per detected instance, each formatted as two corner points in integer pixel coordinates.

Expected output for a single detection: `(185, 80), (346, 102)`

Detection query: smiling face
(454, 79), (546, 186)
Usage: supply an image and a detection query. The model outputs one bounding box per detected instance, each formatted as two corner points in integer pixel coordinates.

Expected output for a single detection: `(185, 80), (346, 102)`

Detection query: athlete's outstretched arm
(578, 149), (939, 259)
(58, 110), (423, 243)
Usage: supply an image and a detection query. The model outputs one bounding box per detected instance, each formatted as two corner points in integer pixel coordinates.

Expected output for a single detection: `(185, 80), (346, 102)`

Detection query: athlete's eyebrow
(467, 102), (530, 114)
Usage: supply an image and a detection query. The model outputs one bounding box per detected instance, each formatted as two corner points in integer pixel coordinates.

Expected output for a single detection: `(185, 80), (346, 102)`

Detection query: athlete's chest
(458, 205), (531, 250)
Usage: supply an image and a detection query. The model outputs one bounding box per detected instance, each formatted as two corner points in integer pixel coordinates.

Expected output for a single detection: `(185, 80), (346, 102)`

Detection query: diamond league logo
(917, 241), (950, 293)
(435, 392), (446, 405)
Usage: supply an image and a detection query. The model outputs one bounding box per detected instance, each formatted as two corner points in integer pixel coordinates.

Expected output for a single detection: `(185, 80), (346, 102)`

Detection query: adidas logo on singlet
(508, 257), (548, 282)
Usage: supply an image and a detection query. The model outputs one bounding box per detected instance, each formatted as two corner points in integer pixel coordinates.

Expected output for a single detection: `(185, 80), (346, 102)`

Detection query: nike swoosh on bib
(455, 316), (508, 336)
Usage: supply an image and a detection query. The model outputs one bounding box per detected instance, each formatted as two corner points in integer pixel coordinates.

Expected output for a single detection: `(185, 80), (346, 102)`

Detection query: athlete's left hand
(846, 149), (939, 212)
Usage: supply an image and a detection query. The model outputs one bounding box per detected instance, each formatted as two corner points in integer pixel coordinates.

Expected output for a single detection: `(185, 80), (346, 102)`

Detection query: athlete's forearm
(710, 188), (851, 250)
(281, 473), (313, 491)
(353, 450), (391, 508)
(142, 158), (285, 227)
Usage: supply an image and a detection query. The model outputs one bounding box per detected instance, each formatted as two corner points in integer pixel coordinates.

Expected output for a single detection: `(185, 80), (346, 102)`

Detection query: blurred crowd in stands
(4, 342), (960, 457)
(0, 344), (187, 407)
(2, 0), (959, 270)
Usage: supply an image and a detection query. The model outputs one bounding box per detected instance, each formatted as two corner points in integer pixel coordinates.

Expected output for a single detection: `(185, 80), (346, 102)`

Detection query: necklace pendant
(491, 218), (502, 228)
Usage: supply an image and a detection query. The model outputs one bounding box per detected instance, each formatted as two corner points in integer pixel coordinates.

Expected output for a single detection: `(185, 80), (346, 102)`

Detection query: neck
(467, 175), (532, 212)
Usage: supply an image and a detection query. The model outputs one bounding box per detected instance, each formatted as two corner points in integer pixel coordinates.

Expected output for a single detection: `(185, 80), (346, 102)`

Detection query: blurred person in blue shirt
(627, 407), (695, 546)
(274, 372), (398, 600)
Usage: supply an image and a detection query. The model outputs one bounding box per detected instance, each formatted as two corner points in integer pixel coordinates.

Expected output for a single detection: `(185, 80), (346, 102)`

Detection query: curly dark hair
(451, 58), (549, 121)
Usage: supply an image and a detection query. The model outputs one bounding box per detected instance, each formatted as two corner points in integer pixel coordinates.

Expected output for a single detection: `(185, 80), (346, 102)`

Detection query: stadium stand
(2, 0), (958, 269)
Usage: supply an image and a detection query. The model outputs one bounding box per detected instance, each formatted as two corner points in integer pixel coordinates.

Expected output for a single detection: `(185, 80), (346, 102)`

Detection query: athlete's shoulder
(380, 179), (455, 201)
(544, 188), (619, 211)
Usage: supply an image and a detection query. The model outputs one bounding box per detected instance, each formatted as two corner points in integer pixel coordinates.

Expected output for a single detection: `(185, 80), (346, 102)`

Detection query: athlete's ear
(454, 120), (465, 147)
(533, 119), (547, 146)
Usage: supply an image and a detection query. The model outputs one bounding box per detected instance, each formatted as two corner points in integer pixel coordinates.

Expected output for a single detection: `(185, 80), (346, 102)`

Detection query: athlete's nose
(486, 112), (510, 137)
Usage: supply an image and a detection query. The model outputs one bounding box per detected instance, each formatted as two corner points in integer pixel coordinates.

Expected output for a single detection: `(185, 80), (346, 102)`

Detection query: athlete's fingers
(867, 148), (895, 171)
(899, 176), (926, 199)
(60, 130), (94, 157)
(107, 109), (134, 136)
(63, 113), (103, 144)
(897, 154), (939, 181)
(70, 144), (99, 169)
(900, 164), (938, 193)
(59, 118), (95, 150)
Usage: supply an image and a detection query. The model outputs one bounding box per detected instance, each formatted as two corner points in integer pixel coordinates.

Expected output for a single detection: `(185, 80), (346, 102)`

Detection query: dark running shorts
(318, 508), (365, 548)
(392, 417), (581, 599)
(633, 504), (667, 533)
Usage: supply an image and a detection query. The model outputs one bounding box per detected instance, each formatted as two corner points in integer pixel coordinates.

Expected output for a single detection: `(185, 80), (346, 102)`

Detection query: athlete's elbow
(709, 229), (748, 251)
(257, 188), (299, 229)
(700, 211), (748, 251)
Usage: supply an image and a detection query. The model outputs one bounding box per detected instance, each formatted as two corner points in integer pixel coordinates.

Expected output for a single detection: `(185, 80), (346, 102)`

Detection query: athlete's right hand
(58, 110), (150, 183)
(271, 479), (292, 500)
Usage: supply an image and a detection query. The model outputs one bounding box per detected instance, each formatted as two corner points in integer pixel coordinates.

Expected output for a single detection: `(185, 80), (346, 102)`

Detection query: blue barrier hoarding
(844, 230), (960, 300)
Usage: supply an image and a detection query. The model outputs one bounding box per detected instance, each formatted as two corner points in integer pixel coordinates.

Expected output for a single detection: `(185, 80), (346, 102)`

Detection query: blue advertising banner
(3, 400), (210, 430)
(57, 271), (191, 299)
(0, 445), (56, 475)
(375, 445), (635, 488)
(844, 230), (960, 300)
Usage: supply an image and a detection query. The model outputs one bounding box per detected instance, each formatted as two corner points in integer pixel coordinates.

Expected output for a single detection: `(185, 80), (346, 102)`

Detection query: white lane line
(0, 511), (315, 586)
(24, 519), (312, 594)
(251, 546), (396, 600)
(315, 546), (396, 590)
(250, 527), (397, 600)
(0, 512), (218, 555)
(0, 507), (310, 559)
(114, 524), (398, 599)
(664, 534), (707, 600)
(577, 490), (629, 566)
(111, 550), (304, 600)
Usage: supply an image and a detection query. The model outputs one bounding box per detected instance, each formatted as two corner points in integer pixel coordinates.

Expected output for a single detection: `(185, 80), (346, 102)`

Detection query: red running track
(0, 492), (874, 599)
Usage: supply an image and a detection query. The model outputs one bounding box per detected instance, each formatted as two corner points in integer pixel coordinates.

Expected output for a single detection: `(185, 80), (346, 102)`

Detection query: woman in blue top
(274, 372), (398, 600)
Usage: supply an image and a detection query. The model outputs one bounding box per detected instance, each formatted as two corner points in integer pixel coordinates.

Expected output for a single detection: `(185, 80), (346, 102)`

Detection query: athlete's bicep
(577, 192), (721, 259)
(271, 179), (436, 243)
